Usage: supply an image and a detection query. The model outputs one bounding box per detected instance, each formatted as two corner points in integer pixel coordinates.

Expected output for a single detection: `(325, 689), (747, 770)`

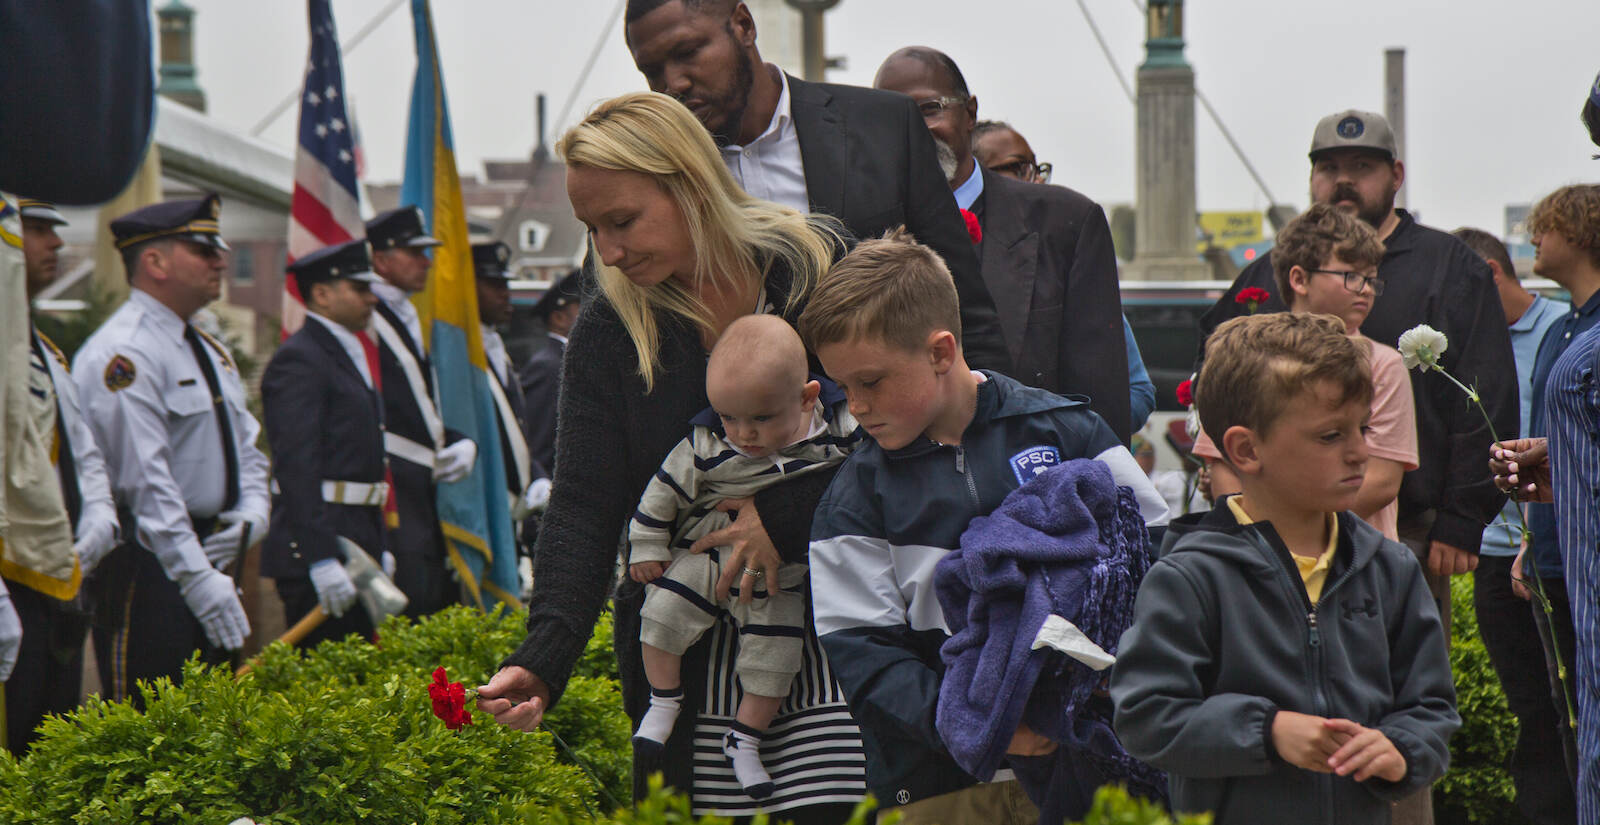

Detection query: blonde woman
(479, 92), (863, 820)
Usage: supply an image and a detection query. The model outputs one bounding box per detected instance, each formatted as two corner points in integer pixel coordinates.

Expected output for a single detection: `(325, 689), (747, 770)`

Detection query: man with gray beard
(873, 47), (1130, 442)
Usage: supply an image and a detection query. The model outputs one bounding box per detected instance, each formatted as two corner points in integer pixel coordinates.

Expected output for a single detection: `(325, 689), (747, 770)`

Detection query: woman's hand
(689, 497), (781, 604)
(477, 666), (552, 731)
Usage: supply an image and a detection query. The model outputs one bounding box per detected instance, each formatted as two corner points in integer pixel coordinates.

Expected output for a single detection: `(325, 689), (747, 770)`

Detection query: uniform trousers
(88, 542), (229, 709)
(4, 579), (88, 754)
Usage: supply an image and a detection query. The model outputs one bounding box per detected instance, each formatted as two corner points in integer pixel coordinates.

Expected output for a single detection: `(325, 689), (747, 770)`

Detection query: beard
(933, 137), (959, 184)
(702, 43), (755, 147)
(1328, 182), (1395, 229)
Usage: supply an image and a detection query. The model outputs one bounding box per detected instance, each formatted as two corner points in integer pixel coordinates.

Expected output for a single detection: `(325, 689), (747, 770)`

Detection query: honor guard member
(517, 267), (582, 479)
(260, 240), (392, 647)
(474, 244), (545, 537)
(365, 206), (475, 616)
(7, 199), (119, 753)
(73, 194), (270, 703)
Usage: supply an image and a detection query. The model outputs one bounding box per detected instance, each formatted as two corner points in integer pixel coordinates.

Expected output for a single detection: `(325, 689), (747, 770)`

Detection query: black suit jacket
(973, 168), (1130, 443)
(516, 334), (563, 478)
(787, 76), (1010, 374)
(260, 320), (386, 578)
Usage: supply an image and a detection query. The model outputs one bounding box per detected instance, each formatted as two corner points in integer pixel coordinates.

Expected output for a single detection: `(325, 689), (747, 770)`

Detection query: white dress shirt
(73, 289), (271, 583)
(372, 280), (425, 355)
(719, 67), (810, 212)
(306, 311), (374, 389)
(481, 324), (511, 388)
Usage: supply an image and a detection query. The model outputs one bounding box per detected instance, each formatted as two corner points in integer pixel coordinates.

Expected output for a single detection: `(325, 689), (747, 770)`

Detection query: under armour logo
(1342, 598), (1378, 620)
(896, 789), (911, 805)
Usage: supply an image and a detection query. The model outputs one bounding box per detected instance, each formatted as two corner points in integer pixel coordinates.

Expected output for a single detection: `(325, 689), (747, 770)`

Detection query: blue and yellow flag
(402, 0), (519, 611)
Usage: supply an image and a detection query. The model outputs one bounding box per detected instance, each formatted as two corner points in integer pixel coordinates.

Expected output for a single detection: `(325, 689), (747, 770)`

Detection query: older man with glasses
(873, 46), (1133, 444)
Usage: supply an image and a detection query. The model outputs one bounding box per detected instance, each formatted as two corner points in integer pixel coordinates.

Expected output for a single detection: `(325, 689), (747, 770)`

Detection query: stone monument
(1124, 0), (1209, 281)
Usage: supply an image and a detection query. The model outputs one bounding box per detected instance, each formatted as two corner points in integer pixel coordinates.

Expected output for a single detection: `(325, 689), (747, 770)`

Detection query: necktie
(357, 330), (399, 528)
(184, 325), (240, 512)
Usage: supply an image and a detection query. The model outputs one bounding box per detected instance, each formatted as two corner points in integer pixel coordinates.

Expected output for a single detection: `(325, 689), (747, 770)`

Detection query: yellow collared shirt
(1228, 497), (1340, 605)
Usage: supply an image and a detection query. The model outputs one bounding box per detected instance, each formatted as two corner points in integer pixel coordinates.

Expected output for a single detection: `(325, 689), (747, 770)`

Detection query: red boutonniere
(1175, 378), (1193, 408)
(960, 208), (982, 244)
(1235, 287), (1271, 314)
(429, 667), (474, 730)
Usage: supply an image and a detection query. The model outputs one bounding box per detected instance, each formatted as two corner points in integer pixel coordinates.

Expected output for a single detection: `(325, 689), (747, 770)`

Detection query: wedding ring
(742, 567), (765, 578)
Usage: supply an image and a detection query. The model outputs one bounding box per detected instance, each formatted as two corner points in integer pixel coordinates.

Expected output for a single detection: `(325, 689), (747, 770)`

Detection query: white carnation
(1397, 324), (1448, 371)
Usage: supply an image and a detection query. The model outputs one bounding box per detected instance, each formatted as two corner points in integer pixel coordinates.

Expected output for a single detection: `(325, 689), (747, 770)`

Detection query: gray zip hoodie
(1109, 502), (1459, 824)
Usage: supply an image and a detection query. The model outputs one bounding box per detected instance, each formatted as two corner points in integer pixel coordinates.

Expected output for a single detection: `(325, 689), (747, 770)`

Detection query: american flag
(283, 0), (364, 336)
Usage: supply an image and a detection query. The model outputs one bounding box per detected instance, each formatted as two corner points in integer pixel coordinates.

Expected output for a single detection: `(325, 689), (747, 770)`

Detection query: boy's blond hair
(1197, 313), (1373, 457)
(797, 227), (961, 352)
(1271, 203), (1385, 305)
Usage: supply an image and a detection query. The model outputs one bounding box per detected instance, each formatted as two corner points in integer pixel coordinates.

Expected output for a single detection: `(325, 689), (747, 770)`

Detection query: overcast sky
(195, 0), (1600, 237)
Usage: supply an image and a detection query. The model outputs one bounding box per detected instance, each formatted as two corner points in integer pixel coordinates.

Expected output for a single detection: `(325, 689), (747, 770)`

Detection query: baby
(627, 314), (860, 800)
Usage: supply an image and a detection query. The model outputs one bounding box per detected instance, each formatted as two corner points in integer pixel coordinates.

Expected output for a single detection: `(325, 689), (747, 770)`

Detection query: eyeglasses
(914, 96), (968, 119)
(1310, 268), (1384, 296)
(989, 160), (1053, 184)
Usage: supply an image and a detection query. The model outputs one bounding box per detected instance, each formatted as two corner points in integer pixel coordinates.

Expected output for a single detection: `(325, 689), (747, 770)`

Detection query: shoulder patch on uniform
(104, 355), (137, 391)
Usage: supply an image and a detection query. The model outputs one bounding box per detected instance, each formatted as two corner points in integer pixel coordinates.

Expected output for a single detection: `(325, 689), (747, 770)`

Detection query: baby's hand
(1323, 718), (1408, 782)
(629, 561), (667, 584)
(1270, 711), (1347, 774)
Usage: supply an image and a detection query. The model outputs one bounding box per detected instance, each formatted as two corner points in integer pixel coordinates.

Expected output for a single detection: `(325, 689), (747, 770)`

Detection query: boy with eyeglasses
(1194, 203), (1418, 541)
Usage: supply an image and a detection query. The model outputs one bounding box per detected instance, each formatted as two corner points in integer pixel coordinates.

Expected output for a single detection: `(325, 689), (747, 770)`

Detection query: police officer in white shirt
(73, 194), (269, 704)
(8, 198), (119, 752)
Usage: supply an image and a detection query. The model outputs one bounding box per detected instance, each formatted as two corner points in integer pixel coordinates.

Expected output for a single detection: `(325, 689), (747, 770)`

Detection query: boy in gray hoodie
(1110, 312), (1458, 824)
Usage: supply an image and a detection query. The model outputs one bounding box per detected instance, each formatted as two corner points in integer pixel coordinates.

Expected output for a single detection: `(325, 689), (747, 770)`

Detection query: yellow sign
(1197, 211), (1263, 251)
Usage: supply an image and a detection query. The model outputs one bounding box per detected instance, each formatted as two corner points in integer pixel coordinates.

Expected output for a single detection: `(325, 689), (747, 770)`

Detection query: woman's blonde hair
(557, 91), (842, 390)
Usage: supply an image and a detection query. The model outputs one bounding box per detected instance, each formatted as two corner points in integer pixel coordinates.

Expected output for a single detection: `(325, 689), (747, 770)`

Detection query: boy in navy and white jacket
(797, 230), (1168, 824)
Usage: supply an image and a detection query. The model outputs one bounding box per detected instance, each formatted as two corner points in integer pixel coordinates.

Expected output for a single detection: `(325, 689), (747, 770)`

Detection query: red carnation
(429, 666), (473, 730)
(1176, 379), (1193, 407)
(1235, 287), (1271, 313)
(960, 208), (982, 244)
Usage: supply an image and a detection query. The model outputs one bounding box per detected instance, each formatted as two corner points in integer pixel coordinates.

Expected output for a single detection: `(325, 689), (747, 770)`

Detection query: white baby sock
(632, 686), (683, 756)
(722, 722), (775, 800)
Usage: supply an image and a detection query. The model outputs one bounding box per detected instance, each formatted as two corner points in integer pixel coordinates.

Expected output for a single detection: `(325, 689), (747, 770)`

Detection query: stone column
(1124, 0), (1209, 281)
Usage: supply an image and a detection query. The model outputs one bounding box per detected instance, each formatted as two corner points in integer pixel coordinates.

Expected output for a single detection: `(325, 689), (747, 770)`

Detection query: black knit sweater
(502, 263), (837, 796)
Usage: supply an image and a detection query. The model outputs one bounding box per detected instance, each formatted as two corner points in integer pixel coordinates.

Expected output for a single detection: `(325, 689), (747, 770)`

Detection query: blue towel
(935, 458), (1162, 819)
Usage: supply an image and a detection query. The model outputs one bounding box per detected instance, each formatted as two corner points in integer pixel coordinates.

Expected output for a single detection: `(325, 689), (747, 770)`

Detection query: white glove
(202, 509), (268, 570)
(72, 509), (120, 577)
(381, 550), (396, 580)
(309, 557), (358, 618)
(179, 568), (250, 651)
(512, 477), (553, 520)
(0, 587), (20, 681)
(433, 439), (477, 483)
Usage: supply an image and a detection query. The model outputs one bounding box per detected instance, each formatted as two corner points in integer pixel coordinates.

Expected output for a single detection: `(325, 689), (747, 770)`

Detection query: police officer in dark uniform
(73, 195), (270, 703)
(474, 242), (542, 537)
(365, 207), (474, 616)
(517, 268), (582, 478)
(259, 239), (391, 647)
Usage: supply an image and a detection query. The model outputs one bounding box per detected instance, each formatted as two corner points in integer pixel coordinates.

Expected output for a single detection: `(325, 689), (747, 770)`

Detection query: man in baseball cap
(1195, 117), (1519, 820)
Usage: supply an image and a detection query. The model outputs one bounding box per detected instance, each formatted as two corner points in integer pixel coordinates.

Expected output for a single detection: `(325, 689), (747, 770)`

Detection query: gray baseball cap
(1309, 109), (1397, 161)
